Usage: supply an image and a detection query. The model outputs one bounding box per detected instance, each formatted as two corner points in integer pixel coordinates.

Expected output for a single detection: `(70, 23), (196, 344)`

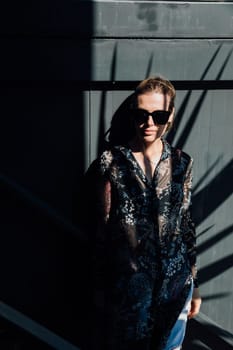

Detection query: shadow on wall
(183, 317), (233, 350)
(97, 43), (233, 302)
(95, 43), (233, 348)
(0, 1), (93, 348)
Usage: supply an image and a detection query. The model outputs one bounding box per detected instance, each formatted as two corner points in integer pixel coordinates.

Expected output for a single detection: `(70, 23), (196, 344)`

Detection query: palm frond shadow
(101, 44), (233, 291)
(145, 53), (154, 78)
(176, 46), (233, 149)
(175, 89), (207, 149)
(193, 157), (221, 193)
(201, 292), (232, 302)
(196, 222), (233, 287)
(170, 47), (233, 148)
(197, 225), (215, 238)
(169, 46), (233, 287)
(166, 90), (192, 145)
(97, 43), (118, 156)
(198, 224), (233, 255)
(199, 253), (233, 285)
(193, 159), (233, 227)
(183, 316), (233, 350)
(167, 44), (222, 145)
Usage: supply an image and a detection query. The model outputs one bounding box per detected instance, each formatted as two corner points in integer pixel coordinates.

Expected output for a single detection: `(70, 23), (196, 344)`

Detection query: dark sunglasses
(132, 108), (171, 125)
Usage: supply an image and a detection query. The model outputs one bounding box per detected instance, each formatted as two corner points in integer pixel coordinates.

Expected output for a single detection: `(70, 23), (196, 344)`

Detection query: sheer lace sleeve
(182, 158), (199, 287)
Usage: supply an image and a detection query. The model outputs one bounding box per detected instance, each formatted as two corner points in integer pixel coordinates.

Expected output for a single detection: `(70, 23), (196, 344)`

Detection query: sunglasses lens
(152, 111), (170, 125)
(133, 109), (148, 124)
(133, 109), (170, 125)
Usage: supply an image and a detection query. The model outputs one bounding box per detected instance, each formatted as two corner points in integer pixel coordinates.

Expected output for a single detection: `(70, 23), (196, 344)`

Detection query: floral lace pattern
(85, 139), (197, 350)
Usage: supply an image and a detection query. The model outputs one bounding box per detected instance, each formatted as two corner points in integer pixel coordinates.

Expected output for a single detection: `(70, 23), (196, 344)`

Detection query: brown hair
(134, 75), (176, 112)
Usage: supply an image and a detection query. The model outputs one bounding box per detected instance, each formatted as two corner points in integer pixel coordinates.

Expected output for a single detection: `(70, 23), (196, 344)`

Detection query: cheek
(134, 122), (143, 131)
(159, 124), (169, 135)
(160, 125), (167, 131)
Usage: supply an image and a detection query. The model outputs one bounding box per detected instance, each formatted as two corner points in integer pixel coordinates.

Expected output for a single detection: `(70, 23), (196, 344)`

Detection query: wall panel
(91, 40), (233, 81)
(92, 1), (233, 38)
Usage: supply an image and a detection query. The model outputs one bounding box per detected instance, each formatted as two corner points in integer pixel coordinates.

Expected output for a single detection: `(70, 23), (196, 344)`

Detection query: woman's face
(133, 91), (174, 145)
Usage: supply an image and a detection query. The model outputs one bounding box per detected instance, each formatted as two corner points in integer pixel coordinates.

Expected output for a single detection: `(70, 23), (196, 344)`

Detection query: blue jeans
(163, 281), (194, 350)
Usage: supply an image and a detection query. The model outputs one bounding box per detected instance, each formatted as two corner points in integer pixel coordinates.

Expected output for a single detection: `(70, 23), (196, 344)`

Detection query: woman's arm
(189, 285), (202, 319)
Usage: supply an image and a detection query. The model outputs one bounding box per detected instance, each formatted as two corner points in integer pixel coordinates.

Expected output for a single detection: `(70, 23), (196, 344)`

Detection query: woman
(81, 76), (201, 350)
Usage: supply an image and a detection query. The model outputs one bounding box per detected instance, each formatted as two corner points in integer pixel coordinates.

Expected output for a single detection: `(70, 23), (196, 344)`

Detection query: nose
(147, 115), (155, 125)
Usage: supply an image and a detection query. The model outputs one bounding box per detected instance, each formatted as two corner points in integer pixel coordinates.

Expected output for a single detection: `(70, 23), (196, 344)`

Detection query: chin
(142, 135), (159, 143)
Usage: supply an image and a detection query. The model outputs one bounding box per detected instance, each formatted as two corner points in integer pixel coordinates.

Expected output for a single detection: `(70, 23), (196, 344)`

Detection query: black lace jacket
(81, 139), (197, 350)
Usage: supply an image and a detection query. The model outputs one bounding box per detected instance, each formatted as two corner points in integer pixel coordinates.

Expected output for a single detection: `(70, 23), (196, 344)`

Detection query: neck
(129, 137), (163, 154)
(142, 139), (163, 157)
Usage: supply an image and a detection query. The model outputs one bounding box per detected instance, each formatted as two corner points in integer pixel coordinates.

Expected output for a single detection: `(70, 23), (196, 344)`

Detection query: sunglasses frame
(132, 108), (171, 125)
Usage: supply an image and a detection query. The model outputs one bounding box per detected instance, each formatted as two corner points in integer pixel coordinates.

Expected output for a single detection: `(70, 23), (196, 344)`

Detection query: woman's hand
(188, 288), (202, 319)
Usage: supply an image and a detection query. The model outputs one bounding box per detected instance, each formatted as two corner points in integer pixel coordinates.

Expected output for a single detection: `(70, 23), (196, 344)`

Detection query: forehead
(137, 92), (171, 109)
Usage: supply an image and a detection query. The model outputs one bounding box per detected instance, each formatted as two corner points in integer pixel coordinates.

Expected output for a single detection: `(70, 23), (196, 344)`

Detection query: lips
(143, 129), (156, 135)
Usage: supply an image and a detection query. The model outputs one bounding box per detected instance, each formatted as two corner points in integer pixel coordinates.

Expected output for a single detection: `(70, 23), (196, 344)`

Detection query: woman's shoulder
(170, 145), (193, 164)
(86, 147), (123, 176)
